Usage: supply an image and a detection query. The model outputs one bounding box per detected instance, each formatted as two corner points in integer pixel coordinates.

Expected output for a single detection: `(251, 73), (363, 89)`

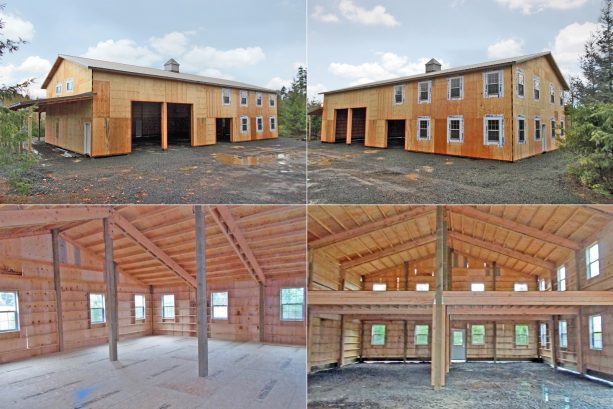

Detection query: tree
(0, 3), (32, 100)
(278, 66), (307, 138)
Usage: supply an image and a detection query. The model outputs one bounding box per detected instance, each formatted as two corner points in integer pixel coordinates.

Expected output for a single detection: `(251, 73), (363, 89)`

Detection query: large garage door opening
(131, 102), (162, 148)
(387, 120), (406, 148)
(216, 118), (232, 142)
(167, 103), (192, 145)
(351, 108), (366, 144)
(335, 109), (348, 143)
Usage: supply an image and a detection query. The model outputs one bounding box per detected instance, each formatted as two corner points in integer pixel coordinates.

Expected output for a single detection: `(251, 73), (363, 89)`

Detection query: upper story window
(517, 115), (526, 144)
(66, 79), (74, 92)
(393, 84), (405, 105)
(240, 116), (249, 134)
(447, 116), (464, 143)
(538, 278), (546, 291)
(162, 294), (175, 319)
(256, 116), (264, 133)
(534, 117), (541, 140)
(484, 70), (503, 98)
(448, 76), (463, 100)
(471, 283), (485, 292)
(280, 287), (304, 321)
(269, 94), (276, 107)
(415, 324), (429, 345)
(373, 283), (387, 291)
(134, 294), (145, 320)
(222, 88), (231, 105)
(0, 291), (19, 332)
(516, 69), (525, 97)
(484, 115), (504, 146)
(212, 291), (229, 320)
(55, 83), (62, 95)
(89, 293), (105, 324)
(239, 90), (248, 106)
(416, 283), (430, 291)
(557, 266), (566, 291)
(514, 283), (528, 292)
(589, 315), (603, 350)
(418, 81), (431, 104)
(417, 116), (431, 141)
(549, 83), (555, 104)
(256, 92), (263, 106)
(586, 242), (600, 279)
(371, 324), (386, 345)
(269, 116), (277, 131)
(533, 76), (541, 100)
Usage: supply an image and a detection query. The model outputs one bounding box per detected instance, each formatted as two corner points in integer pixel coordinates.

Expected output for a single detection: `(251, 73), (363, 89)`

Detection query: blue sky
(0, 0), (305, 98)
(308, 0), (604, 100)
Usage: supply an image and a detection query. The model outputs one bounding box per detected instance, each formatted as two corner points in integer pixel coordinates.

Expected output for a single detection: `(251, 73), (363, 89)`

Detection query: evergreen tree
(278, 66), (307, 138)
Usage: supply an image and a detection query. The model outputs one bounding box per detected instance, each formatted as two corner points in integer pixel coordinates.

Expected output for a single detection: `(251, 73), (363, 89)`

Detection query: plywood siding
(342, 318), (361, 364)
(361, 320), (431, 360)
(43, 59), (93, 97)
(264, 276), (306, 345)
(309, 316), (341, 368)
(44, 100), (92, 154)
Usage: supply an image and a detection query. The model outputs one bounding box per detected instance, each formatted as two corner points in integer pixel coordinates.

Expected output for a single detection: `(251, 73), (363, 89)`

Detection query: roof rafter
(341, 234), (436, 270)
(0, 207), (111, 229)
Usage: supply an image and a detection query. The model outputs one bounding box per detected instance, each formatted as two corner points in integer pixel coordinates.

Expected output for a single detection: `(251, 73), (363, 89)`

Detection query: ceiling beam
(0, 207), (111, 229)
(310, 206), (434, 249)
(340, 234), (436, 270)
(207, 206), (266, 285)
(450, 206), (581, 250)
(111, 212), (196, 288)
(361, 253), (436, 278)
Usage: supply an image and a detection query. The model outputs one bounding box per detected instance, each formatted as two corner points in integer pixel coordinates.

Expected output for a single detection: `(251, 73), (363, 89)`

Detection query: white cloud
(308, 83), (328, 101)
(267, 76), (291, 90)
(183, 46), (265, 69)
(149, 31), (190, 56)
(18, 56), (52, 73)
(496, 0), (588, 14)
(0, 55), (51, 99)
(312, 5), (339, 23)
(487, 38), (525, 59)
(338, 0), (399, 27)
(82, 39), (160, 66)
(0, 11), (35, 41)
(551, 21), (600, 77)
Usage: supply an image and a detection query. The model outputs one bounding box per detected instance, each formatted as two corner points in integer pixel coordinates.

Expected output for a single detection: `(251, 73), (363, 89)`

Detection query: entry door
(451, 329), (466, 361)
(83, 122), (92, 156)
(542, 124), (547, 151)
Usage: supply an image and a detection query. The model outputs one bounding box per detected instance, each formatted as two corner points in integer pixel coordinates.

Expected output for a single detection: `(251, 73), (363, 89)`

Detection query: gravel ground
(0, 137), (306, 204)
(307, 142), (610, 204)
(308, 362), (613, 409)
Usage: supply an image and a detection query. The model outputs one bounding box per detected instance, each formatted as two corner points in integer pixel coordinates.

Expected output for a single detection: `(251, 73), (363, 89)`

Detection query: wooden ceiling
(308, 205), (613, 278)
(0, 205), (306, 287)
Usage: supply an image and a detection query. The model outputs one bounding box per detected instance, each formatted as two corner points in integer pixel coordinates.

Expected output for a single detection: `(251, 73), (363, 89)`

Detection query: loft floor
(1, 335), (306, 409)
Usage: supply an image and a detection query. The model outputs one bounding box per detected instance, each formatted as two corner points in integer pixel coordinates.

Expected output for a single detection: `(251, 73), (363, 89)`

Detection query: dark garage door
(335, 109), (348, 143)
(387, 120), (406, 148)
(351, 108), (366, 143)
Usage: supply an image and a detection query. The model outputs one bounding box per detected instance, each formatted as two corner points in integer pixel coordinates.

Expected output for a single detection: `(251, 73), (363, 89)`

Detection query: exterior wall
(44, 59), (93, 97)
(44, 100), (93, 154)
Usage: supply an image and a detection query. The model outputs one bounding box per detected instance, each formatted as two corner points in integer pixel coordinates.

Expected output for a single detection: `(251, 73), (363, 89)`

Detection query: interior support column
(493, 322), (497, 363)
(432, 205), (446, 389)
(575, 309), (584, 374)
(403, 261), (409, 290)
(103, 218), (118, 362)
(403, 320), (408, 363)
(338, 315), (345, 368)
(259, 283), (265, 342)
(51, 228), (64, 352)
(161, 102), (168, 150)
(195, 205), (208, 377)
(307, 309), (314, 372)
(551, 316), (558, 369)
(307, 248), (314, 289)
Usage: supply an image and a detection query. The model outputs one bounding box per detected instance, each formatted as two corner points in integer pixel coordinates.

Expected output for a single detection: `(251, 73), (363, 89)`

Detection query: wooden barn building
(0, 205), (305, 408)
(307, 205), (613, 402)
(319, 52), (568, 161)
(12, 55), (279, 157)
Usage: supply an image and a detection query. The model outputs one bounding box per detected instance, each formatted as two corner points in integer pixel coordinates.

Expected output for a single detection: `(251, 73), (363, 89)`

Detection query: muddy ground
(0, 138), (306, 204)
(307, 142), (611, 204)
(308, 362), (613, 409)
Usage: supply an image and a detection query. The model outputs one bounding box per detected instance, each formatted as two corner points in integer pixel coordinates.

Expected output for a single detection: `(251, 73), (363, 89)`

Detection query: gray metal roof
(43, 55), (276, 93)
(321, 51), (569, 95)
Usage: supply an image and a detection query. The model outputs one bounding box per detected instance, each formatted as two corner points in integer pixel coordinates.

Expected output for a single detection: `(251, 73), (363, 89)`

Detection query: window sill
(0, 330), (20, 340)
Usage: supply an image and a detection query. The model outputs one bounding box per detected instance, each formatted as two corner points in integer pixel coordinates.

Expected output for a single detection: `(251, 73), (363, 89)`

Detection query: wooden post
(103, 218), (118, 362)
(346, 109), (352, 144)
(307, 248), (314, 289)
(493, 322), (497, 363)
(307, 309), (314, 372)
(51, 229), (64, 352)
(27, 114), (33, 154)
(338, 315), (345, 367)
(492, 261), (498, 291)
(339, 268), (346, 291)
(403, 261), (409, 290)
(575, 309), (584, 374)
(259, 283), (265, 342)
(445, 311), (450, 374)
(575, 249), (585, 290)
(161, 102), (168, 150)
(432, 205), (445, 389)
(37, 111), (42, 142)
(447, 249), (453, 290)
(551, 316), (558, 369)
(403, 320), (408, 362)
(195, 205), (208, 377)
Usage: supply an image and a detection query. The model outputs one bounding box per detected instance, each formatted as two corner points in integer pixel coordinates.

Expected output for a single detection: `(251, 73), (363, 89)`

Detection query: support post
(161, 102), (168, 151)
(403, 261), (409, 290)
(37, 111), (42, 142)
(403, 320), (408, 363)
(346, 109), (352, 144)
(432, 205), (446, 389)
(575, 248), (585, 291)
(338, 268), (346, 291)
(103, 218), (118, 362)
(307, 248), (314, 289)
(492, 261), (498, 291)
(551, 316), (558, 369)
(575, 309), (584, 374)
(51, 229), (64, 352)
(307, 308), (314, 372)
(195, 205), (208, 377)
(27, 114), (32, 154)
(259, 283), (265, 342)
(338, 315), (345, 367)
(493, 322), (497, 363)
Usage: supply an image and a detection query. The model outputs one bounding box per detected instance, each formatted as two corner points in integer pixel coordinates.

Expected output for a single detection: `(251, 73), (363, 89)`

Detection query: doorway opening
(335, 109), (348, 143)
(167, 103), (192, 145)
(387, 120), (406, 148)
(216, 118), (233, 142)
(131, 102), (162, 148)
(351, 108), (366, 144)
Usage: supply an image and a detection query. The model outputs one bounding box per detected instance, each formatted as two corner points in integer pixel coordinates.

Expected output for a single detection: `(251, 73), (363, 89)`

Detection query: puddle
(212, 153), (288, 166)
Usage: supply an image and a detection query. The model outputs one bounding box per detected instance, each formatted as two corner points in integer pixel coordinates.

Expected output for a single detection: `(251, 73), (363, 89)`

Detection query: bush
(0, 106), (38, 194)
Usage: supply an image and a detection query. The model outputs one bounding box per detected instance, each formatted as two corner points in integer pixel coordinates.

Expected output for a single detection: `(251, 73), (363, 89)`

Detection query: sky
(308, 0), (605, 100)
(0, 0), (305, 99)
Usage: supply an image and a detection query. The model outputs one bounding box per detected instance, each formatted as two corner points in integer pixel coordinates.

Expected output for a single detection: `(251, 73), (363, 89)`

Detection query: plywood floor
(1, 336), (306, 409)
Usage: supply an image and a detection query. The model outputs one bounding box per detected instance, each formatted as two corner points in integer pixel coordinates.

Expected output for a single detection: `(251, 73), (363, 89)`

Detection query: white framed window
(372, 283), (387, 291)
(256, 92), (262, 106)
(533, 76), (540, 100)
(269, 116), (277, 131)
(483, 115), (504, 146)
(269, 94), (276, 107)
(560, 90), (564, 106)
(538, 278), (546, 291)
(211, 291), (229, 320)
(540, 323), (548, 347)
(448, 76), (463, 100)
(418, 81), (431, 104)
(484, 70), (503, 98)
(559, 320), (568, 348)
(549, 83), (555, 104)
(371, 324), (386, 345)
(162, 294), (175, 319)
(415, 324), (429, 345)
(55, 82), (62, 95)
(134, 294), (145, 321)
(393, 84), (405, 105)
(89, 293), (105, 324)
(222, 88), (231, 105)
(280, 287), (304, 321)
(66, 79), (74, 92)
(471, 283), (485, 292)
(240, 116), (249, 134)
(586, 242), (600, 279)
(256, 116), (264, 133)
(551, 119), (556, 139)
(447, 116), (464, 143)
(239, 90), (248, 106)
(0, 291), (19, 332)
(517, 115), (526, 144)
(417, 116), (431, 141)
(516, 69), (525, 97)
(515, 324), (529, 346)
(471, 324), (485, 345)
(534, 117), (541, 140)
(514, 283), (528, 292)
(415, 283), (430, 291)
(589, 315), (603, 350)
(557, 266), (566, 291)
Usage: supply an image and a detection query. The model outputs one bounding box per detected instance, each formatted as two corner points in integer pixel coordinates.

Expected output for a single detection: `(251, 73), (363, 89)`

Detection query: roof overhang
(9, 92), (95, 112)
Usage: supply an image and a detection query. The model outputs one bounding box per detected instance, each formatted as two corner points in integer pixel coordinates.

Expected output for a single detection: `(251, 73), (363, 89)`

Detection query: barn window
(393, 84), (405, 104)
(551, 119), (556, 139)
(269, 94), (276, 107)
(280, 287), (304, 321)
(483, 115), (504, 146)
(533, 76), (540, 100)
(66, 79), (74, 92)
(586, 242), (600, 279)
(589, 315), (603, 350)
(89, 293), (105, 324)
(471, 325), (485, 345)
(222, 88), (231, 105)
(415, 325), (429, 345)
(471, 283), (485, 292)
(514, 283), (528, 292)
(448, 76), (463, 100)
(162, 294), (175, 319)
(0, 291), (19, 332)
(560, 90), (564, 106)
(534, 117), (541, 140)
(256, 116), (264, 133)
(517, 116), (526, 144)
(256, 92), (263, 106)
(371, 324), (386, 345)
(516, 69), (525, 97)
(211, 291), (229, 320)
(240, 90), (248, 106)
(240, 116), (249, 134)
(134, 294), (145, 320)
(447, 116), (464, 143)
(416, 283), (429, 291)
(549, 83), (555, 104)
(417, 117), (431, 140)
(538, 278), (547, 291)
(55, 83), (62, 95)
(560, 120), (565, 137)
(269, 116), (277, 131)
(418, 81), (431, 104)
(540, 323), (548, 347)
(559, 320), (568, 348)
(515, 324), (529, 346)
(484, 70), (503, 98)
(557, 266), (566, 291)
(372, 283), (387, 291)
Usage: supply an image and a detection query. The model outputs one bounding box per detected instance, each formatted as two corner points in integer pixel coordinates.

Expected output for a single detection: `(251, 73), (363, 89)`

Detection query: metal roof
(42, 55), (276, 93)
(321, 51), (569, 95)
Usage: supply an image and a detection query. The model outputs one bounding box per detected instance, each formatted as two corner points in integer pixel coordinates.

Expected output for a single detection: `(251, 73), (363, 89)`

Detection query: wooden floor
(1, 336), (306, 409)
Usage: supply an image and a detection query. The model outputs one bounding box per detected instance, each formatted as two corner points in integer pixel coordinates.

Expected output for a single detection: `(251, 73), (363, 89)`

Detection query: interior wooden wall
(361, 320), (432, 360)
(309, 316), (341, 369)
